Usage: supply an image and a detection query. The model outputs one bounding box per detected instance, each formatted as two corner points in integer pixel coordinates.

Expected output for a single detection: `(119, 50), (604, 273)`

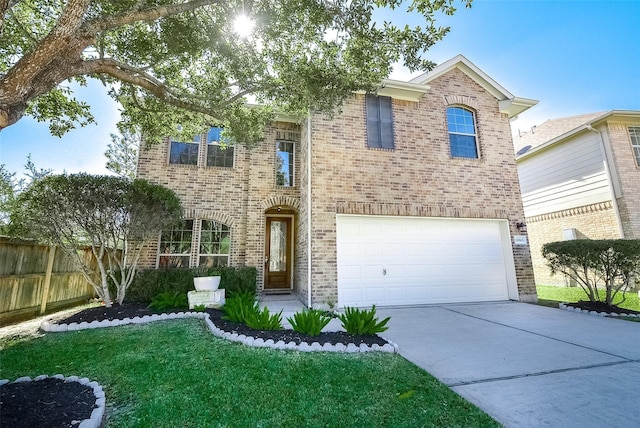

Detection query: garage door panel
(337, 215), (512, 307)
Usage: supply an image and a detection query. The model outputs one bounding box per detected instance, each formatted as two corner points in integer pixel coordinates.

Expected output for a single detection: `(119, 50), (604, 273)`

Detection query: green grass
(536, 285), (640, 312)
(0, 319), (499, 428)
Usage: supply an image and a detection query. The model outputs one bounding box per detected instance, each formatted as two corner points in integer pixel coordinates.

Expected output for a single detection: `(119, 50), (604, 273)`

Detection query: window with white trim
(447, 106), (479, 159)
(206, 126), (234, 168)
(276, 141), (295, 187)
(158, 220), (193, 268)
(199, 220), (230, 267)
(365, 94), (394, 149)
(629, 126), (640, 167)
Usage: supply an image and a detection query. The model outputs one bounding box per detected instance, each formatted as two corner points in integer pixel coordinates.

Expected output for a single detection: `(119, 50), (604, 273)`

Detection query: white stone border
(558, 302), (640, 318)
(0, 374), (105, 428)
(41, 312), (398, 353)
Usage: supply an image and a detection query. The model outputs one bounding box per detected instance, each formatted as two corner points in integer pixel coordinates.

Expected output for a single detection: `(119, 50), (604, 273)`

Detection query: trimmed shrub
(124, 266), (257, 303)
(287, 309), (332, 336)
(338, 306), (390, 335)
(543, 239), (640, 307)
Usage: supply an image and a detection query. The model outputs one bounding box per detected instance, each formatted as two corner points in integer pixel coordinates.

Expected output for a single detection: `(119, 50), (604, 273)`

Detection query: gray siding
(518, 133), (611, 217)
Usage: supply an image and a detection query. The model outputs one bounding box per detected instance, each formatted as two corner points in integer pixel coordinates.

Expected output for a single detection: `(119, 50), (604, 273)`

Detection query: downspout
(306, 115), (313, 308)
(586, 125), (625, 238)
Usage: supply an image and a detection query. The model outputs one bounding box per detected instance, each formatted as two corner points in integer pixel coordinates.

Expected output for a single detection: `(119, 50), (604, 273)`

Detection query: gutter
(306, 115), (313, 308)
(586, 124), (625, 238)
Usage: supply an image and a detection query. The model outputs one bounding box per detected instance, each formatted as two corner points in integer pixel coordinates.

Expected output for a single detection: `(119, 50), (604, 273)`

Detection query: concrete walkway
(377, 302), (640, 428)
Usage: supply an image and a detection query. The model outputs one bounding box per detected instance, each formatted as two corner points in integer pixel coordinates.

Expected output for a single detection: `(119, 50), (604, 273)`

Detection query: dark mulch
(59, 303), (389, 346)
(565, 300), (640, 315)
(0, 378), (96, 428)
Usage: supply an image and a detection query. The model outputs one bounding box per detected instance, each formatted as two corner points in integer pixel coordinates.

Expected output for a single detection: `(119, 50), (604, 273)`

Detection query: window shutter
(366, 95), (394, 149)
(366, 94), (382, 148)
(379, 96), (394, 149)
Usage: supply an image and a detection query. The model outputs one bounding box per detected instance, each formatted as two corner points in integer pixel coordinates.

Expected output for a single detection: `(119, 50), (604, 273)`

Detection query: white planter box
(188, 290), (226, 309)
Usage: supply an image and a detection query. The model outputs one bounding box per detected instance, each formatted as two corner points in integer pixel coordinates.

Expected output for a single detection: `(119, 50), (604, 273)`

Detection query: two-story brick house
(137, 54), (538, 307)
(514, 111), (640, 286)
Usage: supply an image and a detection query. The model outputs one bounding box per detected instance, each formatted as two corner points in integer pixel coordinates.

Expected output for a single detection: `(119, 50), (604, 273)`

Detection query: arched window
(447, 106), (478, 158)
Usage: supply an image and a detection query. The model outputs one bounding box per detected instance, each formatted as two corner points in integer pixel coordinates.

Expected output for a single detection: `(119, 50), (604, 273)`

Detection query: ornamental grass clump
(338, 306), (390, 335)
(287, 309), (332, 336)
(222, 292), (258, 324)
(245, 307), (283, 331)
(147, 291), (188, 312)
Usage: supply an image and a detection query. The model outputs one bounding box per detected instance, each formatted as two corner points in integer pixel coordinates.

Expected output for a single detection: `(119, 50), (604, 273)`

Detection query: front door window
(265, 217), (292, 289)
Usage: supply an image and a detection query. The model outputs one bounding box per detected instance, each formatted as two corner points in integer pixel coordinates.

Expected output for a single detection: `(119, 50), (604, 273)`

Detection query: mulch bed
(3, 303), (388, 428)
(0, 378), (96, 428)
(59, 303), (389, 346)
(565, 300), (640, 315)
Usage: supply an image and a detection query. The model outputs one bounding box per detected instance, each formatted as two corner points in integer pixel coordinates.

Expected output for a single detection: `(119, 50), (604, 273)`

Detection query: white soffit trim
(355, 80), (430, 102)
(378, 80), (430, 102)
(411, 54), (538, 117)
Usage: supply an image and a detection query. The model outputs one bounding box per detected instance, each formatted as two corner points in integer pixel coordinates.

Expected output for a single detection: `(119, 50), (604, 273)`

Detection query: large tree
(12, 174), (183, 306)
(0, 0), (471, 144)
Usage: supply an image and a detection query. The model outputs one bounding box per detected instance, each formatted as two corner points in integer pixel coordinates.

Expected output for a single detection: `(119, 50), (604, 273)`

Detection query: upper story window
(276, 141), (295, 187)
(447, 106), (479, 159)
(169, 136), (199, 165)
(629, 126), (640, 167)
(158, 220), (193, 268)
(365, 94), (394, 149)
(206, 127), (234, 168)
(199, 220), (230, 267)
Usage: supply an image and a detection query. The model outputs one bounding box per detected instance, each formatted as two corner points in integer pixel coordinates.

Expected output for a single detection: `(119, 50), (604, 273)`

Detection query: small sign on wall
(514, 235), (528, 246)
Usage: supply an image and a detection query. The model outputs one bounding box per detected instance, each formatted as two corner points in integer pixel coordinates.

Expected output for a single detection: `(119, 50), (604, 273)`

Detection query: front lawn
(536, 285), (640, 312)
(0, 319), (498, 427)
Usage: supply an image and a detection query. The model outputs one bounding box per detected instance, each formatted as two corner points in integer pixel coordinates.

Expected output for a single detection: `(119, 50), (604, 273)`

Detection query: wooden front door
(264, 217), (292, 289)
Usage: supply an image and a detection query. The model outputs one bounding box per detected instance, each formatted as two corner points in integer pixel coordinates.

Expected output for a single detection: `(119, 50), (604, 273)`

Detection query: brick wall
(525, 202), (621, 286)
(308, 68), (537, 304)
(136, 122), (302, 294)
(136, 66), (538, 305)
(605, 122), (640, 239)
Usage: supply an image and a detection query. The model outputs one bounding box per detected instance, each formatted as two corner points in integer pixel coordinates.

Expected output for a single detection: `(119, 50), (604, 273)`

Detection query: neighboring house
(137, 54), (539, 308)
(514, 111), (640, 286)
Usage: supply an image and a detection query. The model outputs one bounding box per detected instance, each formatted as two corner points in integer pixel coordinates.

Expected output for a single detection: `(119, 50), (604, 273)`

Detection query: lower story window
(199, 220), (230, 267)
(157, 219), (231, 268)
(158, 220), (193, 268)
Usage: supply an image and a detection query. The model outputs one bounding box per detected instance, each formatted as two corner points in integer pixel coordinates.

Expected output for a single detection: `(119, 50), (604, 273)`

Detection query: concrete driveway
(377, 302), (640, 428)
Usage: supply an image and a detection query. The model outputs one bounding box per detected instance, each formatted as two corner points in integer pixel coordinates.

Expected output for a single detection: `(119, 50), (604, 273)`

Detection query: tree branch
(80, 0), (224, 36)
(0, 0), (91, 103)
(83, 58), (221, 117)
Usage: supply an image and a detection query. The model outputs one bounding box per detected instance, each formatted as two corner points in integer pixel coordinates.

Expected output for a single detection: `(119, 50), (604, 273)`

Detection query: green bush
(338, 306), (390, 335)
(543, 239), (640, 307)
(125, 266), (257, 303)
(287, 309), (332, 336)
(147, 291), (188, 312)
(222, 292), (258, 324)
(245, 307), (283, 331)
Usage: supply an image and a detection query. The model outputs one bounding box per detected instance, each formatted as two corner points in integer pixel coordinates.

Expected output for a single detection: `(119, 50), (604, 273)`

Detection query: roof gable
(410, 54), (537, 118)
(513, 110), (640, 158)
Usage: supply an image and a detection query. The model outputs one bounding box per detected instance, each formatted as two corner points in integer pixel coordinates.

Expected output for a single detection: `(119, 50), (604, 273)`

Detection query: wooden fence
(0, 238), (97, 326)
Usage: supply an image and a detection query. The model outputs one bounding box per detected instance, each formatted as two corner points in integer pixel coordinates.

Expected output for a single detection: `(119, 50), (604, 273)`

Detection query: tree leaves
(1, 0), (473, 143)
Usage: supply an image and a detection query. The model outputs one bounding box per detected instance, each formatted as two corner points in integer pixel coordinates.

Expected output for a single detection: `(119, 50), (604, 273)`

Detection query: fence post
(40, 245), (57, 314)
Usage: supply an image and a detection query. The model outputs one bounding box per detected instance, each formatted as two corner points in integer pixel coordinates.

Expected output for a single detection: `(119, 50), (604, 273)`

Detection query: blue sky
(1, 0), (638, 178)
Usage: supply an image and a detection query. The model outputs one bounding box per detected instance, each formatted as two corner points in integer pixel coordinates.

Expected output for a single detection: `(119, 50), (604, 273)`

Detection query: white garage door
(336, 215), (517, 307)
